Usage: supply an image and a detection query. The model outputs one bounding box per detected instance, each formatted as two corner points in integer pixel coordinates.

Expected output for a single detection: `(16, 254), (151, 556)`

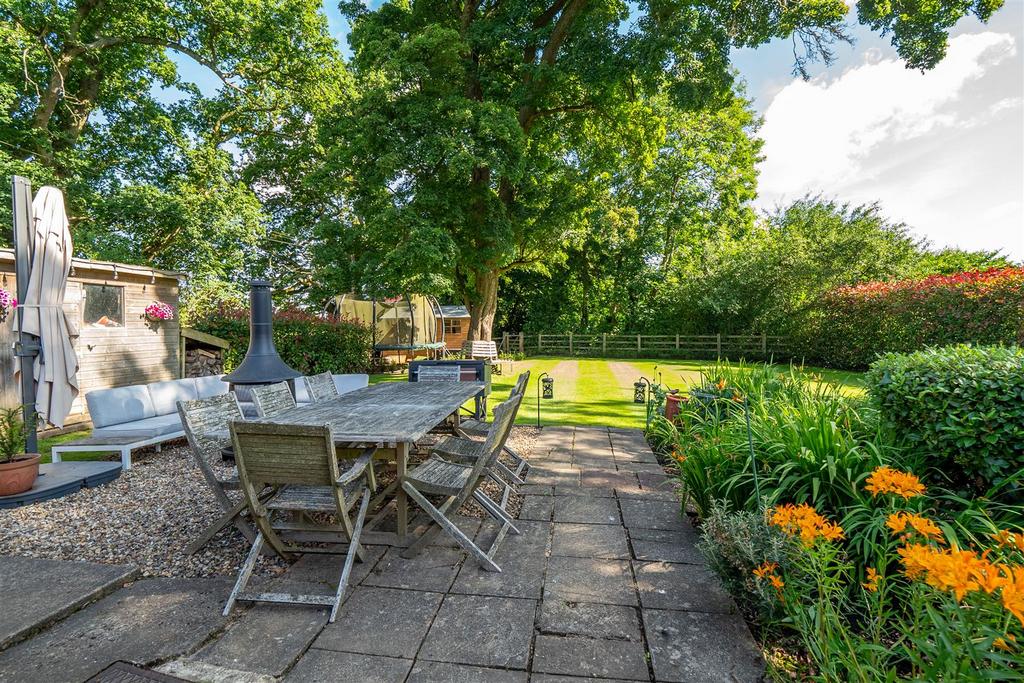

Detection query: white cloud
(756, 31), (1024, 260)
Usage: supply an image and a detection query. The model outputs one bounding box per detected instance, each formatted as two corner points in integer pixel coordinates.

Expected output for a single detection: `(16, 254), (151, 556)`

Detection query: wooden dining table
(253, 380), (485, 544)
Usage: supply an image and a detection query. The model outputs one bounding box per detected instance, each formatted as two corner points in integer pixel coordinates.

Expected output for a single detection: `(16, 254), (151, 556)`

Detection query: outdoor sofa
(53, 373), (371, 468)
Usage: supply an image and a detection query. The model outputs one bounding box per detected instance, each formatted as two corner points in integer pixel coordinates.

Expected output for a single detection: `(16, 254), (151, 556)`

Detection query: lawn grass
(372, 356), (865, 429)
(36, 429), (98, 464)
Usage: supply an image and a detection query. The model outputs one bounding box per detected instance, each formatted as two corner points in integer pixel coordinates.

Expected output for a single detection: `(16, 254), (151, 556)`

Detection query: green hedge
(795, 268), (1024, 368)
(195, 305), (372, 375)
(867, 345), (1024, 494)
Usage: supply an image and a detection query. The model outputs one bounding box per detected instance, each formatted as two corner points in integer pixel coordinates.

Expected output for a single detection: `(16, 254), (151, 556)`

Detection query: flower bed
(648, 360), (1024, 678)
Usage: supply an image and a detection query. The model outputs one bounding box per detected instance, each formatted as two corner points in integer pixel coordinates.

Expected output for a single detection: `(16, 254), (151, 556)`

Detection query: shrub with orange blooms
(865, 466), (926, 499)
(768, 503), (845, 547)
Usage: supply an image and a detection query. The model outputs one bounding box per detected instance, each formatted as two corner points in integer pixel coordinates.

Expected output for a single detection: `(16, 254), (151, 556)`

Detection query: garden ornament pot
(0, 453), (40, 496)
(664, 391), (684, 423)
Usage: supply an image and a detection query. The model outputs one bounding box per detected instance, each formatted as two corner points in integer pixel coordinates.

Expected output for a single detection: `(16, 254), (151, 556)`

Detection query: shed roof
(0, 248), (184, 281)
(438, 305), (470, 318)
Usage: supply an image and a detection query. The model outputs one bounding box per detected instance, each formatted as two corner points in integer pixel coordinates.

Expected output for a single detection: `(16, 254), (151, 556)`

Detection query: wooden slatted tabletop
(254, 382), (484, 448)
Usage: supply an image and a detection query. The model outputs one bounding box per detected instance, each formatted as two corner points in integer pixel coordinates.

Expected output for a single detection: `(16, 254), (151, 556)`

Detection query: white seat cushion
(194, 375), (229, 399)
(333, 374), (369, 395)
(149, 379), (199, 415)
(86, 386), (157, 428)
(92, 413), (184, 439)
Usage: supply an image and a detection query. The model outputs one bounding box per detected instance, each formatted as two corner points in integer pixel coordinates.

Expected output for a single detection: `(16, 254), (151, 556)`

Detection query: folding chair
(224, 421), (375, 622)
(251, 381), (297, 418)
(305, 371), (340, 402)
(455, 371), (531, 480)
(178, 393), (260, 555)
(400, 394), (522, 571)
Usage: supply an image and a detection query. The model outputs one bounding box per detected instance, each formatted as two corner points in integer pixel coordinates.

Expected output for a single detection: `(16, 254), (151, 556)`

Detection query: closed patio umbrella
(13, 186), (80, 428)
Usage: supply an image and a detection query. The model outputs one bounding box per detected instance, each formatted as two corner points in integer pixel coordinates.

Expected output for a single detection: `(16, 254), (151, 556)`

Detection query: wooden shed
(0, 249), (183, 426)
(436, 304), (471, 352)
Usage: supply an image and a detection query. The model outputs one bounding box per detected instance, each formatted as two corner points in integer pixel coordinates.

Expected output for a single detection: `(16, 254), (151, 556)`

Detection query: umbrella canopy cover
(13, 187), (80, 427)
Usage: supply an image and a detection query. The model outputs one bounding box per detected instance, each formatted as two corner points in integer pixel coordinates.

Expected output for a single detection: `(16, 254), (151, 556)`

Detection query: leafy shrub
(697, 501), (790, 624)
(797, 268), (1024, 368)
(194, 304), (372, 374)
(868, 345), (1024, 495)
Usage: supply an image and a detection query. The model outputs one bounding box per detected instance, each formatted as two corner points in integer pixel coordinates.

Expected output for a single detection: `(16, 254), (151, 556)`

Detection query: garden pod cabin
(0, 249), (183, 427)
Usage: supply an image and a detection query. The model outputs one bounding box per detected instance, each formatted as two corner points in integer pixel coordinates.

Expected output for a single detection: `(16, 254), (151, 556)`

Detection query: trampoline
(331, 293), (447, 362)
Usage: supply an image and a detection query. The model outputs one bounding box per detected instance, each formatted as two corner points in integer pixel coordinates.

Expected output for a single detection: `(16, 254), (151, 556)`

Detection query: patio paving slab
(551, 522), (631, 559)
(0, 555), (138, 651)
(618, 498), (687, 532)
(532, 635), (649, 681)
(553, 494), (621, 525)
(190, 603), (328, 677)
(544, 557), (637, 606)
(518, 494), (555, 521)
(531, 676), (646, 683)
(634, 561), (736, 613)
(314, 586), (443, 658)
(643, 608), (764, 683)
(284, 649), (412, 683)
(539, 599), (642, 641)
(361, 546), (464, 592)
(451, 524), (549, 599)
(628, 528), (705, 565)
(418, 594), (536, 669)
(0, 577), (231, 683)
(406, 661), (528, 683)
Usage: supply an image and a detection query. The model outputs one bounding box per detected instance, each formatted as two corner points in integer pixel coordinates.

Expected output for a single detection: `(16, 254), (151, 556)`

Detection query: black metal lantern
(542, 377), (554, 399)
(633, 380), (647, 404)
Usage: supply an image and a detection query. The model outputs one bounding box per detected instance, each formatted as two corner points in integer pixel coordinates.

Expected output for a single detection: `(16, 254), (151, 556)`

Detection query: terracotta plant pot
(664, 392), (684, 423)
(0, 454), (41, 496)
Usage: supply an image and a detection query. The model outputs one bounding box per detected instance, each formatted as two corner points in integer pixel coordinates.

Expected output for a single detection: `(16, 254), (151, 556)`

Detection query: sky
(172, 1), (1024, 260)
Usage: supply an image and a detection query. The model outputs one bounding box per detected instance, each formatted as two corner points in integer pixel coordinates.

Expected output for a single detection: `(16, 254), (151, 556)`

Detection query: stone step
(0, 556), (138, 652)
(0, 577), (232, 683)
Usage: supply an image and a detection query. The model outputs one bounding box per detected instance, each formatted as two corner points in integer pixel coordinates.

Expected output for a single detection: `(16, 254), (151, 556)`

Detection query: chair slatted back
(460, 394), (521, 500)
(306, 372), (339, 402)
(178, 393), (244, 475)
(230, 421), (341, 491)
(463, 340), (499, 360)
(512, 371), (530, 397)
(417, 365), (462, 383)
(251, 382), (296, 418)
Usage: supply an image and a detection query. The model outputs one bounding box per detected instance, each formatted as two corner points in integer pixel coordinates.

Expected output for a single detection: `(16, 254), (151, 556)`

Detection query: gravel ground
(0, 426), (539, 579)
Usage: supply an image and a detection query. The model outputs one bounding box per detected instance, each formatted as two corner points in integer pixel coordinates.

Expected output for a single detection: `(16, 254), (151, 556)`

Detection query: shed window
(83, 284), (124, 328)
(444, 318), (462, 334)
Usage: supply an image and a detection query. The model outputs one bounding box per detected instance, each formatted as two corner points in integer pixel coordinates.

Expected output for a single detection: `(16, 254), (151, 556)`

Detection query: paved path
(0, 427), (763, 683)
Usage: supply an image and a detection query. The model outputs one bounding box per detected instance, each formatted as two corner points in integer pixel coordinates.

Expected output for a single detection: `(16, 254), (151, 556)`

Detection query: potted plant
(0, 407), (40, 496)
(144, 301), (174, 323)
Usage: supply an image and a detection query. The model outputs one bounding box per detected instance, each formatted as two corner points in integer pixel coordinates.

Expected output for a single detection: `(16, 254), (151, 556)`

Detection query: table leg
(396, 441), (409, 542)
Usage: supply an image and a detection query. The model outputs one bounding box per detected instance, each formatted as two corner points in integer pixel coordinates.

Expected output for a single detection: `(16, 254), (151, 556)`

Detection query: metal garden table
(254, 381), (484, 545)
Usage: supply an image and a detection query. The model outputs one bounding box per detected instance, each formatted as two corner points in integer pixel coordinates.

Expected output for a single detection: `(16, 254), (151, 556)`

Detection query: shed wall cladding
(0, 251), (181, 425)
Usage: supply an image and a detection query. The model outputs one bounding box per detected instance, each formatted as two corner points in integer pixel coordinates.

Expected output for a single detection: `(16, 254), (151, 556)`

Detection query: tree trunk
(466, 269), (499, 341)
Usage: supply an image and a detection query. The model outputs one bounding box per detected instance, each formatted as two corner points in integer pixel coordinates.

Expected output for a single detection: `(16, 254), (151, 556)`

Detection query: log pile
(185, 348), (223, 377)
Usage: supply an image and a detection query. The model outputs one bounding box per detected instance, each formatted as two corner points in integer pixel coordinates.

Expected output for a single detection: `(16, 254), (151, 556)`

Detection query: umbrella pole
(11, 176), (39, 454)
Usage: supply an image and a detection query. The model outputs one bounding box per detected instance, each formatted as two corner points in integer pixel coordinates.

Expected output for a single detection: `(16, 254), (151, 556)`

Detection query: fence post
(761, 332), (767, 355)
(518, 333), (524, 354)
(675, 334), (679, 351)
(569, 332), (573, 355)
(637, 334), (641, 353)
(501, 332), (508, 353)
(716, 333), (722, 358)
(538, 333), (542, 352)
(602, 333), (607, 355)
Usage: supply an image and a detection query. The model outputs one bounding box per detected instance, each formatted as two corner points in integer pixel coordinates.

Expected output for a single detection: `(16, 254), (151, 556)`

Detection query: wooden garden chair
(251, 381), (297, 417)
(224, 421), (376, 622)
(305, 372), (339, 402)
(454, 371), (531, 480)
(400, 394), (522, 572)
(178, 393), (263, 554)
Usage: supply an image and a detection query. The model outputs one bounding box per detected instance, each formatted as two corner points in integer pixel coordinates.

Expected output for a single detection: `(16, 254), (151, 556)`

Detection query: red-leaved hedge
(795, 268), (1024, 368)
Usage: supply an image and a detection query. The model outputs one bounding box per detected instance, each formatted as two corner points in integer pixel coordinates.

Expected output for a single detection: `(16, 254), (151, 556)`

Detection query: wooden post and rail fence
(498, 331), (792, 360)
